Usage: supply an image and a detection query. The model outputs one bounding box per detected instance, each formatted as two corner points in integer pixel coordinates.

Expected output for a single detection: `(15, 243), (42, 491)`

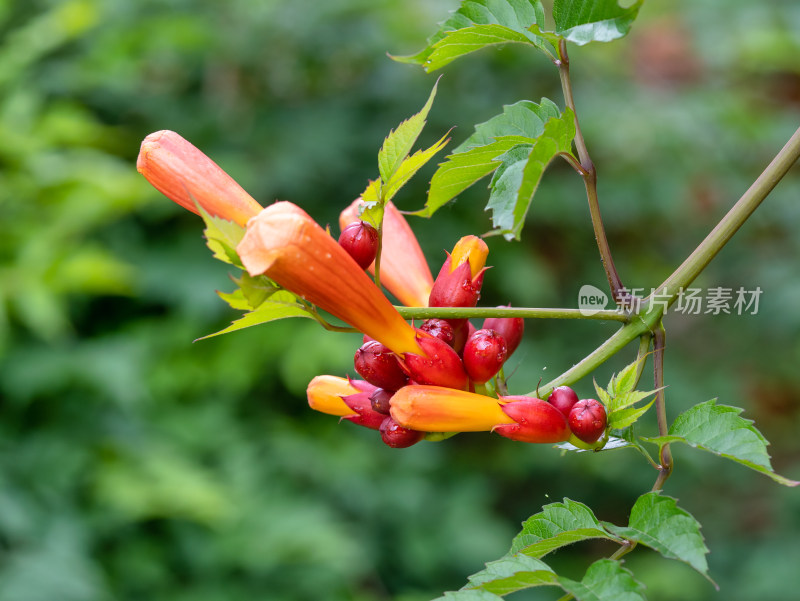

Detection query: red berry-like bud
(419, 318), (456, 347)
(482, 311), (524, 357)
(354, 341), (409, 391)
(547, 386), (580, 418)
(568, 399), (607, 443)
(463, 329), (508, 383)
(401, 332), (470, 390)
(338, 221), (379, 269)
(380, 416), (423, 448)
(369, 388), (392, 415)
(494, 396), (571, 443)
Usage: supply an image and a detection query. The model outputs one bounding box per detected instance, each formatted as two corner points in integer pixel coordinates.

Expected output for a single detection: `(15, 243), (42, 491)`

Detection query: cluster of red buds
(136, 130), (608, 450)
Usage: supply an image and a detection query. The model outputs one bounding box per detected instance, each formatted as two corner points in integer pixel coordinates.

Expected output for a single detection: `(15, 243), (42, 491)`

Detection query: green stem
(632, 333), (652, 389)
(557, 40), (625, 303)
(395, 306), (629, 322)
(651, 323), (673, 491)
(653, 125), (800, 305)
(531, 125), (800, 400)
(531, 315), (653, 398)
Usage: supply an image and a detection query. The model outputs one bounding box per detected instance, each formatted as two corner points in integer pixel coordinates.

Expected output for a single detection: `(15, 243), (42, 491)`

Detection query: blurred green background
(0, 0), (798, 600)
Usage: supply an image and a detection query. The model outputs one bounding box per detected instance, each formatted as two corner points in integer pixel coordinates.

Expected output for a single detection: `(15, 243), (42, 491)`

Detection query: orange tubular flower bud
(306, 376), (384, 430)
(389, 385), (511, 432)
(428, 235), (489, 310)
(389, 387), (570, 443)
(340, 199), (434, 307)
(306, 375), (363, 417)
(238, 202), (422, 355)
(137, 130), (263, 227)
(494, 396), (571, 443)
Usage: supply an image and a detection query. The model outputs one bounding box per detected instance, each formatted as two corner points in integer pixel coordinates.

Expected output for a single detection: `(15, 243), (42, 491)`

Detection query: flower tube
(306, 375), (384, 430)
(238, 202), (422, 355)
(340, 199), (433, 307)
(390, 386), (570, 443)
(137, 130), (263, 227)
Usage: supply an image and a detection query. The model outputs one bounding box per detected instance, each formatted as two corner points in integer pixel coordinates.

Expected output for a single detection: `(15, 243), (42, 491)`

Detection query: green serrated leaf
(644, 399), (800, 487)
(421, 24), (542, 72)
(432, 590), (504, 601)
(608, 400), (654, 430)
(486, 108), (576, 239)
(383, 131), (450, 204)
(466, 554), (558, 595)
(216, 288), (251, 311)
(558, 559), (647, 601)
(378, 80), (439, 184)
(358, 179), (383, 228)
(553, 0), (643, 46)
(197, 205), (246, 267)
(593, 379), (613, 408)
(510, 498), (621, 557)
(394, 0), (550, 71)
(612, 388), (659, 413)
(455, 99), (561, 154)
(231, 272), (279, 309)
(419, 137), (527, 217)
(611, 356), (645, 396)
(196, 291), (312, 341)
(604, 492), (713, 583)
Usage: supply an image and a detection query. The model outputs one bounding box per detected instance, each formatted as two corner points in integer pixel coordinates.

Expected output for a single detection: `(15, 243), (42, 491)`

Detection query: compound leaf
(644, 399), (799, 487)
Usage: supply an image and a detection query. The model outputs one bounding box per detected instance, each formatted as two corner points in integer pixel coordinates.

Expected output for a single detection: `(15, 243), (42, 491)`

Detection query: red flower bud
(568, 399), (607, 443)
(338, 221), (379, 269)
(401, 332), (469, 390)
(369, 388), (393, 415)
(380, 416), (423, 448)
(493, 396), (571, 443)
(429, 260), (487, 310)
(547, 386), (580, 418)
(463, 329), (508, 384)
(340, 381), (386, 430)
(428, 237), (489, 330)
(419, 318), (456, 347)
(482, 311), (524, 357)
(354, 341), (409, 391)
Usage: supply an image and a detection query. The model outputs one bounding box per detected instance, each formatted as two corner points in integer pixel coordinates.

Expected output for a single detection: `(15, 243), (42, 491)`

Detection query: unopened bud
(568, 399), (607, 443)
(482, 311), (524, 357)
(463, 329), (508, 384)
(547, 386), (579, 418)
(493, 396), (571, 443)
(419, 318), (456, 347)
(338, 221), (379, 269)
(401, 332), (469, 390)
(380, 416), (423, 448)
(354, 341), (409, 391)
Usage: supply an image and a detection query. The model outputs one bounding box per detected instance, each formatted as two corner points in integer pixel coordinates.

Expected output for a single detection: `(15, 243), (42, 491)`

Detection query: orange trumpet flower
(238, 202), (422, 355)
(340, 199), (434, 307)
(137, 130), (263, 227)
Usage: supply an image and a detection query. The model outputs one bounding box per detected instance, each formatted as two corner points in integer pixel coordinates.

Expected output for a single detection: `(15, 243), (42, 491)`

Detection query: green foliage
(466, 555), (558, 594)
(359, 81), (448, 227)
(422, 99), (576, 239)
(199, 205), (246, 267)
(605, 492), (711, 581)
(558, 559), (646, 601)
(394, 0), (551, 71)
(553, 0), (644, 45)
(198, 290), (313, 340)
(594, 356), (658, 431)
(510, 499), (621, 556)
(645, 400), (800, 487)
